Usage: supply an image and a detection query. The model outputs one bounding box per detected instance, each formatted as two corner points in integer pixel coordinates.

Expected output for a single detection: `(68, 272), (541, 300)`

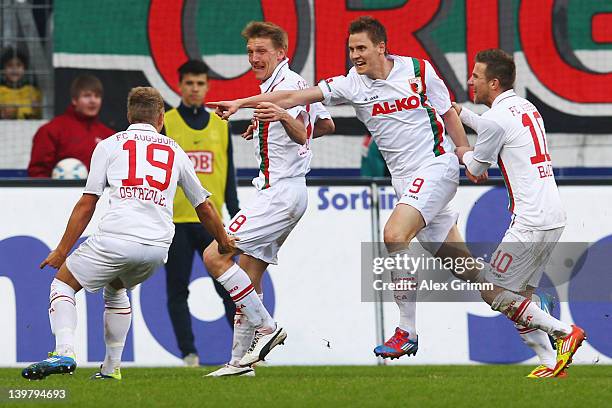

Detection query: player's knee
(54, 264), (82, 292)
(203, 242), (216, 266)
(481, 286), (504, 308)
(203, 242), (226, 277)
(480, 290), (494, 306)
(383, 225), (414, 248)
(103, 285), (130, 309)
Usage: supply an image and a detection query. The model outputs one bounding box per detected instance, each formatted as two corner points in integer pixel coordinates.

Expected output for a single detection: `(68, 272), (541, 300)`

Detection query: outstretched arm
(208, 87), (325, 120)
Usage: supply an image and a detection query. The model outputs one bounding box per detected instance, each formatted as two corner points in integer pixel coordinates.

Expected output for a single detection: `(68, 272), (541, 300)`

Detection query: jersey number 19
(121, 140), (175, 191)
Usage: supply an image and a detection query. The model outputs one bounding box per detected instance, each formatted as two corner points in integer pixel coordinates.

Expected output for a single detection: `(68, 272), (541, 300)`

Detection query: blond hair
(241, 21), (288, 51)
(127, 87), (164, 124)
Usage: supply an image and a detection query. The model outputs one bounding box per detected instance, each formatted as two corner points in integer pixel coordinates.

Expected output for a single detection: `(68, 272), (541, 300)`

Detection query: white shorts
(227, 178), (308, 265)
(485, 225), (564, 292)
(66, 234), (168, 292)
(392, 153), (460, 254)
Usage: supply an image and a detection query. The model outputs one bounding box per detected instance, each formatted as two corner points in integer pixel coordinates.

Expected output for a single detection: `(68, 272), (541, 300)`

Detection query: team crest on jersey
(409, 77), (423, 94)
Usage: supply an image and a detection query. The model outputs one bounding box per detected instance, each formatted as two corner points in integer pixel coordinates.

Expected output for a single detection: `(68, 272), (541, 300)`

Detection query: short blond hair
(127, 87), (164, 124)
(241, 21), (288, 51)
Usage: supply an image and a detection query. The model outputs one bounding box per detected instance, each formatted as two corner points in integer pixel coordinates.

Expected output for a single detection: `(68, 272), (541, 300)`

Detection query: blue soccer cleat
(538, 291), (555, 315)
(373, 327), (418, 359)
(22, 352), (76, 380)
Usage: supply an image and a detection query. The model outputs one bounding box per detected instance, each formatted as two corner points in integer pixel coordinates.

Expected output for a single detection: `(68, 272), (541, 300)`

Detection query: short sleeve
(317, 75), (354, 106)
(309, 101), (331, 121)
(286, 105), (305, 120)
(83, 142), (109, 195)
(423, 60), (452, 115)
(177, 149), (211, 207)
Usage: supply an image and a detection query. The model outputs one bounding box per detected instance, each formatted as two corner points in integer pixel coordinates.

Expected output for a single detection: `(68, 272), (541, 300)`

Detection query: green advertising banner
(53, 0), (612, 133)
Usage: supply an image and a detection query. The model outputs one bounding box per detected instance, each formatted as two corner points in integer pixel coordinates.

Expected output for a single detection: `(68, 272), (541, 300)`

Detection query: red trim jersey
(318, 55), (452, 178)
(84, 123), (211, 247)
(461, 90), (566, 229)
(252, 59), (331, 190)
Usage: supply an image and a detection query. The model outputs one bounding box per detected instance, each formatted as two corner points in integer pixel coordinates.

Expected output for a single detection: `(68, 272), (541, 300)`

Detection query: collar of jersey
(491, 89), (517, 107)
(359, 54), (401, 88)
(260, 58), (289, 93)
(127, 123), (157, 132)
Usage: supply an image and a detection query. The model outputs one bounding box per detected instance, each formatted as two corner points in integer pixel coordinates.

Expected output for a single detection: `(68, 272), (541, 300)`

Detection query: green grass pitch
(1, 366), (610, 407)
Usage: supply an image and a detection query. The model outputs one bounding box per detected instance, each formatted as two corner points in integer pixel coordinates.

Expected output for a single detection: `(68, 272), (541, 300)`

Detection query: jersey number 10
(121, 140), (175, 191)
(522, 112), (550, 164)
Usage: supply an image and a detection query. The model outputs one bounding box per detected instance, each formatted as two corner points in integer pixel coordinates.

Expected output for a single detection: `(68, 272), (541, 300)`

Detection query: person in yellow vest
(0, 47), (41, 119)
(163, 60), (240, 367)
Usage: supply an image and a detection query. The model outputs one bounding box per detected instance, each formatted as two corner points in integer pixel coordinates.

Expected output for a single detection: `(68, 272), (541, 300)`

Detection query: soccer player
(453, 49), (585, 378)
(203, 21), (334, 377)
(22, 87), (237, 381)
(209, 16), (474, 360)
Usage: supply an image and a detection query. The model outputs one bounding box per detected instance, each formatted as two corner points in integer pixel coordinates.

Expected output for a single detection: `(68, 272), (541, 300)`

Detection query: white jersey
(84, 123), (210, 247)
(318, 55), (453, 178)
(460, 90), (566, 229)
(252, 58), (331, 190)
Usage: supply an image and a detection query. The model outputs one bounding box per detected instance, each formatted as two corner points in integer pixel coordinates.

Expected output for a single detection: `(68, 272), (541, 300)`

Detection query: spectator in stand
(0, 47), (42, 119)
(27, 75), (114, 177)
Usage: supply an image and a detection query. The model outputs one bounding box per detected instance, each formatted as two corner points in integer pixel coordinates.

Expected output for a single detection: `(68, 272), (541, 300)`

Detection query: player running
(209, 16), (475, 361)
(203, 21), (334, 377)
(22, 87), (237, 381)
(453, 49), (586, 378)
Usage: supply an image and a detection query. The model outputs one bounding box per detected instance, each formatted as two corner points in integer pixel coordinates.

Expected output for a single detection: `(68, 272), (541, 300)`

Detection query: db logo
(188, 151), (213, 174)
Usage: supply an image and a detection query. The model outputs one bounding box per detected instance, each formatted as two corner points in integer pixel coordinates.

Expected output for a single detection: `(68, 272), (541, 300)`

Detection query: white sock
(516, 324), (556, 369)
(49, 278), (77, 356)
(492, 290), (572, 339)
(217, 264), (275, 333)
(390, 248), (418, 339)
(515, 294), (556, 369)
(229, 293), (261, 366)
(102, 286), (131, 375)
